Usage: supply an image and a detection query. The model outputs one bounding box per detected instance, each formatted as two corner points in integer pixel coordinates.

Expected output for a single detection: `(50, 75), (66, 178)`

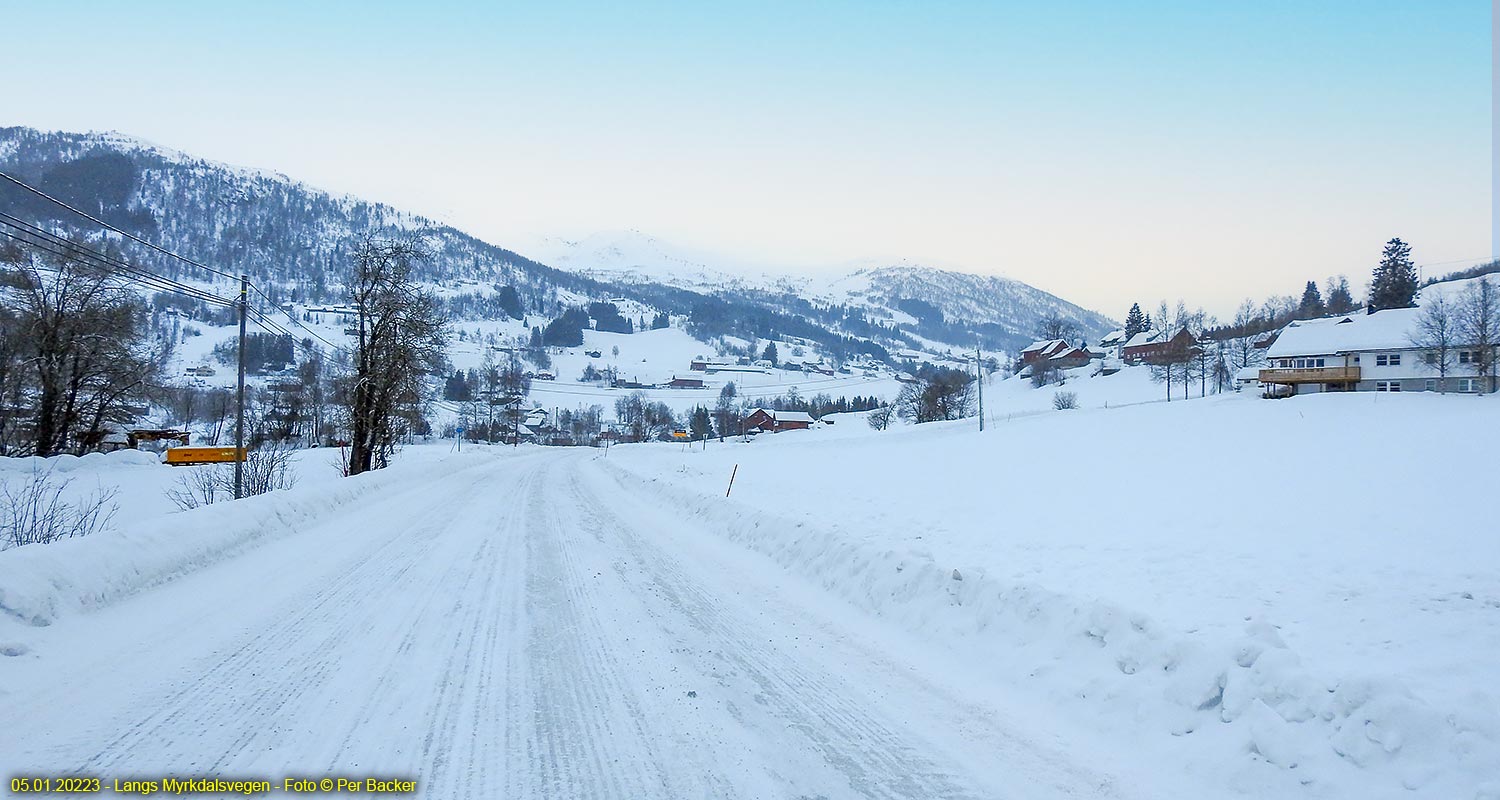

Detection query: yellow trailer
(165, 446), (247, 466)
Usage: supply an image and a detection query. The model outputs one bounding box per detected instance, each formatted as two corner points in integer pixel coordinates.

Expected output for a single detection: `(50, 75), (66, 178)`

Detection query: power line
(246, 281), (345, 352)
(0, 169), (242, 282)
(0, 219), (237, 308)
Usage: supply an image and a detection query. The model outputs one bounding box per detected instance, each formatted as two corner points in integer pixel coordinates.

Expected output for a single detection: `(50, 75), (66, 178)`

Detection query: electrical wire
(0, 169), (242, 282)
(0, 220), (238, 308)
(246, 281), (345, 352)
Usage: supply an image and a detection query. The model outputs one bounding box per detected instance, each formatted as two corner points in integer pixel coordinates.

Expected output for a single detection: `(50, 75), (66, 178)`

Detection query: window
(1459, 350), (1476, 364)
(1425, 379), (1436, 391)
(1424, 352), (1437, 365)
(1459, 378), (1480, 392)
(1375, 354), (1402, 367)
(1353, 355), (1361, 364)
(1315, 358), (1326, 367)
(1375, 381), (1402, 392)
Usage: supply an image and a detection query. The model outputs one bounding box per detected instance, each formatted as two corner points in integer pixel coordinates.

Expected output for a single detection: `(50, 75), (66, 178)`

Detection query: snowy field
(1, 389), (1496, 799)
(602, 390), (1500, 798)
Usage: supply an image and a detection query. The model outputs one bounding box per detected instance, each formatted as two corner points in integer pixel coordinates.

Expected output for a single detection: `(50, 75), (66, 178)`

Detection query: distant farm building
(743, 408), (815, 433)
(1121, 328), (1199, 365)
(1020, 339), (1071, 365)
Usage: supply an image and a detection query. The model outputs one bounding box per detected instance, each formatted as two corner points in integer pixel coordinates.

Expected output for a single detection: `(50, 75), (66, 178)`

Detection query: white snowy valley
(2, 372), (1497, 800)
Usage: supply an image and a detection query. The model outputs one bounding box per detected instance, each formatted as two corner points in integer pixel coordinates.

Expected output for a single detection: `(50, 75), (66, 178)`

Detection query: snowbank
(0, 449), (161, 474)
(0, 449), (493, 632)
(596, 393), (1500, 798)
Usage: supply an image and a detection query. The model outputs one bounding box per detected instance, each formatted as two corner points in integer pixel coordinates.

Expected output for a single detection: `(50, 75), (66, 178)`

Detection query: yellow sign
(165, 446), (247, 465)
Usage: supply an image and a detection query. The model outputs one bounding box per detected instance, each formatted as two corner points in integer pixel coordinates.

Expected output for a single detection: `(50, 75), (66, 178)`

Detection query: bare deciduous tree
(1037, 313), (1077, 342)
(345, 237), (448, 475)
(1410, 294), (1457, 392)
(1456, 277), (1500, 393)
(0, 238), (163, 456)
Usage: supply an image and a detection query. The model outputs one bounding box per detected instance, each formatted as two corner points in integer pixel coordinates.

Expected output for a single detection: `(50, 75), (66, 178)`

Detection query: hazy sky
(1, 1), (1490, 316)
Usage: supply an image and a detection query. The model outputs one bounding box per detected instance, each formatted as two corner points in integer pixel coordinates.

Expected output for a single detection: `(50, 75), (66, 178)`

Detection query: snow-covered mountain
(0, 126), (1112, 358)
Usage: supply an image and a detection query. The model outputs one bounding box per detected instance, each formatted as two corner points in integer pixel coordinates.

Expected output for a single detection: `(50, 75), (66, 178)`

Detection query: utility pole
(234, 274), (248, 499)
(975, 343), (984, 432)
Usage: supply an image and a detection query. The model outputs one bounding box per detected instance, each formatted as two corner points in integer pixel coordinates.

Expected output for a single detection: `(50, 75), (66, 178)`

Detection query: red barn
(1020, 339), (1071, 365)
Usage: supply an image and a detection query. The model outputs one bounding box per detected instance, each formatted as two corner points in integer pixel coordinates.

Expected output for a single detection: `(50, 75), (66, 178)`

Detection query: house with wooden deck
(1260, 306), (1495, 394)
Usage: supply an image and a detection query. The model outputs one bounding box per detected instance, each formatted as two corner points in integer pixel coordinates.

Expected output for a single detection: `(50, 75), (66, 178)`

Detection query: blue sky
(1, 1), (1490, 315)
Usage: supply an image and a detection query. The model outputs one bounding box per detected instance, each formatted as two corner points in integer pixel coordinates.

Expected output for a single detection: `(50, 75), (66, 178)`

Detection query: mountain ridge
(0, 125), (1113, 359)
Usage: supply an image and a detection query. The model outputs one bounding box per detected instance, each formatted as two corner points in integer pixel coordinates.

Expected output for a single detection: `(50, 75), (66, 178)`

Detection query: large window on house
(1375, 354), (1402, 366)
(1459, 378), (1480, 392)
(1459, 351), (1476, 364)
(1375, 381), (1402, 392)
(1425, 379), (1436, 391)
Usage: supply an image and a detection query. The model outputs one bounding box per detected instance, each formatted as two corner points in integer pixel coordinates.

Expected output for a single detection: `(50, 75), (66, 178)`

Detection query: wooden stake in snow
(725, 464), (738, 497)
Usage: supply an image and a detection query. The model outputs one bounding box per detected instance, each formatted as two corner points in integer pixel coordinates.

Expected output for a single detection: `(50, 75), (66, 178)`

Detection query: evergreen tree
(1124, 303), (1146, 337)
(1298, 281), (1325, 318)
(1368, 238), (1419, 312)
(689, 406), (713, 440)
(762, 341), (779, 366)
(1325, 275), (1356, 315)
(497, 285), (524, 320)
(529, 326), (542, 349)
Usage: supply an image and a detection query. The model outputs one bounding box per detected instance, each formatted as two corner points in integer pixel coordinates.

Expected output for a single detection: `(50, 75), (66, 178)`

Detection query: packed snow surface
(1, 391), (1496, 799)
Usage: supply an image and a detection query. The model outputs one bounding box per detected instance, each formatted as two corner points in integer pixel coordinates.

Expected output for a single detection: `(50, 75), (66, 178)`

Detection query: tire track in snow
(566, 458), (1122, 800)
(58, 457), (524, 777)
(511, 457), (681, 800)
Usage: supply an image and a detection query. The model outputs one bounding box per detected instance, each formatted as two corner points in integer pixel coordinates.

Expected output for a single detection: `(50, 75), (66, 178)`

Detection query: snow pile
(0, 449), (161, 474)
(598, 393), (1500, 798)
(0, 449), (491, 632)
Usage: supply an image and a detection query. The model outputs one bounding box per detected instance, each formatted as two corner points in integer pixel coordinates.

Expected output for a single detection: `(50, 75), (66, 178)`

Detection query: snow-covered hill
(0, 126), (1113, 359)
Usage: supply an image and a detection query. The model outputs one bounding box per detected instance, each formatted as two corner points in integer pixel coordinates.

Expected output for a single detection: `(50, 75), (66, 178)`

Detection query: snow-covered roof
(1265, 308), (1423, 358)
(1021, 338), (1067, 354)
(1048, 347), (1089, 361)
(1121, 330), (1160, 349)
(1098, 329), (1127, 344)
(774, 410), (815, 423)
(1234, 366), (1261, 381)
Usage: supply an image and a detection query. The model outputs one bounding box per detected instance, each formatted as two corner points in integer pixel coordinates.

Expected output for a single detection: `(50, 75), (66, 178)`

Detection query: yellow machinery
(165, 446), (246, 466)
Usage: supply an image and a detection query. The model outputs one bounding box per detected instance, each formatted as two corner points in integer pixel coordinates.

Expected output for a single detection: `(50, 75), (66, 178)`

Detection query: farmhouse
(1261, 307), (1495, 395)
(1020, 339), (1070, 365)
(1046, 346), (1094, 370)
(1121, 328), (1199, 365)
(742, 408), (815, 433)
(667, 375), (706, 389)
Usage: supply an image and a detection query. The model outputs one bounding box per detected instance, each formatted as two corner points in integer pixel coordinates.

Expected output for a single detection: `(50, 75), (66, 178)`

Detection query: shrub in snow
(164, 441), (298, 510)
(0, 466), (119, 550)
(1052, 391), (1079, 410)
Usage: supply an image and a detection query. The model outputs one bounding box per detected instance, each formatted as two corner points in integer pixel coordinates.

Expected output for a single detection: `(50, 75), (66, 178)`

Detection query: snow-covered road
(3, 449), (1165, 799)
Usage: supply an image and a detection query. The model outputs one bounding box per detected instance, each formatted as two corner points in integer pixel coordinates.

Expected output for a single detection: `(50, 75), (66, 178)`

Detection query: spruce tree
(1368, 238), (1419, 312)
(1299, 281), (1325, 317)
(1326, 276), (1355, 315)
(1124, 303), (1146, 337)
(762, 341), (779, 366)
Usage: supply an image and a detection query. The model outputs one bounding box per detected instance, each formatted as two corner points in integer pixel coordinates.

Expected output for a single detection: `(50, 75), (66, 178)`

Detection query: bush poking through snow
(0, 466), (119, 550)
(165, 442), (298, 510)
(1052, 391), (1079, 410)
(866, 403), (894, 431)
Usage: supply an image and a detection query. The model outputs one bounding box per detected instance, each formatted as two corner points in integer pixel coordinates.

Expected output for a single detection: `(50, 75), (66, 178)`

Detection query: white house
(1261, 306), (1493, 395)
